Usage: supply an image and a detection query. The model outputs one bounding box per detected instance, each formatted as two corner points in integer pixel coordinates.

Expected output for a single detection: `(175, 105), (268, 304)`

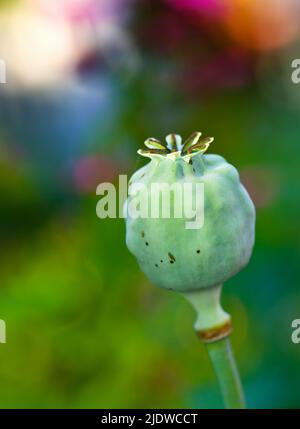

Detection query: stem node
(182, 285), (246, 409)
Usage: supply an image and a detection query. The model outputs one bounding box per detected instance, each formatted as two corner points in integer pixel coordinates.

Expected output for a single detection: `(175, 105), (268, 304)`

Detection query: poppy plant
(125, 132), (255, 408)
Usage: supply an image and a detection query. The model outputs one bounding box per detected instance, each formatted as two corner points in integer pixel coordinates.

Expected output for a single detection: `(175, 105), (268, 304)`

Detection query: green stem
(206, 337), (245, 409)
(182, 286), (245, 409)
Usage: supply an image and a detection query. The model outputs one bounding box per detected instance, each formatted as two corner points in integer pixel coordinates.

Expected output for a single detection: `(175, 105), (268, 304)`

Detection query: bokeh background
(0, 0), (300, 409)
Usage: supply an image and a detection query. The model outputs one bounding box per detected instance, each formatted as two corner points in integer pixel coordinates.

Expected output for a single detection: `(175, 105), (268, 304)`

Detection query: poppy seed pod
(125, 132), (255, 343)
(124, 132), (255, 408)
(125, 132), (255, 291)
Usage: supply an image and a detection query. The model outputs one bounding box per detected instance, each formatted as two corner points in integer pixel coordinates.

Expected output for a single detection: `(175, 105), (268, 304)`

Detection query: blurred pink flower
(39, 0), (130, 23)
(166, 0), (227, 18)
(180, 49), (254, 94)
(73, 154), (119, 193)
(240, 166), (281, 209)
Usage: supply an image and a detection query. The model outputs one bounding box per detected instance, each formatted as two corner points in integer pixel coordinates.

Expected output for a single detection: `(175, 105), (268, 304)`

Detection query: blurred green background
(0, 0), (300, 409)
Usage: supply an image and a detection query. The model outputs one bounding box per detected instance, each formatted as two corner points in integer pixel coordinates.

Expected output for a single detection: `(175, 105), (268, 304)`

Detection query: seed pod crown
(125, 132), (255, 292)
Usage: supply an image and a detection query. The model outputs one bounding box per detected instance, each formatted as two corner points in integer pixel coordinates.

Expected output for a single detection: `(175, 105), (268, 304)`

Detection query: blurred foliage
(0, 0), (300, 409)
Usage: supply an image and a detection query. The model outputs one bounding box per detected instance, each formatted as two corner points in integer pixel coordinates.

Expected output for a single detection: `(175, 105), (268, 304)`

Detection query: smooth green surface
(183, 285), (230, 332)
(125, 152), (255, 291)
(206, 338), (245, 409)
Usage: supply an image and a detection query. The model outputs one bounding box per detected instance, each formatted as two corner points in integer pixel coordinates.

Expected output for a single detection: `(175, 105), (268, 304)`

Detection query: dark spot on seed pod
(155, 264), (158, 267)
(170, 260), (174, 264)
(145, 242), (149, 246)
(197, 249), (200, 253)
(168, 252), (176, 261)
(141, 231), (145, 238)
(160, 260), (163, 263)
(193, 168), (196, 173)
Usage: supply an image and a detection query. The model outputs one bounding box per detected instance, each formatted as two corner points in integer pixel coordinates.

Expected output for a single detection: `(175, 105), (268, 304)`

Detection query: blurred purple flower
(180, 49), (254, 94)
(166, 0), (227, 18)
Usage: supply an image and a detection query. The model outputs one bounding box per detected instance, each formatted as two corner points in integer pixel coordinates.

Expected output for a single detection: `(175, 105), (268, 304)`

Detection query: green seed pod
(124, 132), (255, 408)
(125, 132), (255, 294)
